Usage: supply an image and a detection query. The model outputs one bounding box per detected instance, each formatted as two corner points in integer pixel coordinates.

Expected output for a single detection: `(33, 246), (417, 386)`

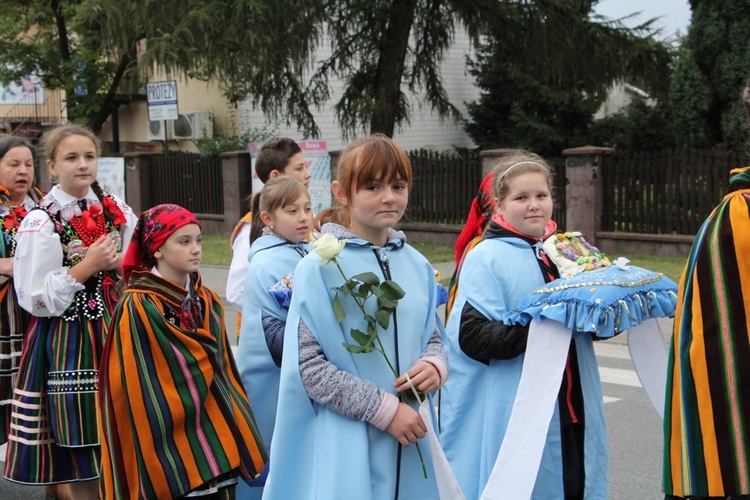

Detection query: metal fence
(148, 152), (223, 214)
(601, 147), (745, 235)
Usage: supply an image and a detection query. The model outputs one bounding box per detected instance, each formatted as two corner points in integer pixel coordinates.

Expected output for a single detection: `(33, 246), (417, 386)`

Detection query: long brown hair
(317, 134), (412, 228)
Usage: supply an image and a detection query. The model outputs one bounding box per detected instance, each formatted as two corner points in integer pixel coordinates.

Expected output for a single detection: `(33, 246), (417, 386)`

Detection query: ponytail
(249, 192), (265, 244)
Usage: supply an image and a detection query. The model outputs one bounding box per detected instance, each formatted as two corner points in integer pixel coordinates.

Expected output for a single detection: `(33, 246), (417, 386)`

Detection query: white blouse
(226, 222), (251, 312)
(13, 185), (136, 317)
(0, 194), (37, 217)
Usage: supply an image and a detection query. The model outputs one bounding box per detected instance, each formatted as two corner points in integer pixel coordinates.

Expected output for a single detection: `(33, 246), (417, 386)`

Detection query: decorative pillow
(504, 264), (678, 339)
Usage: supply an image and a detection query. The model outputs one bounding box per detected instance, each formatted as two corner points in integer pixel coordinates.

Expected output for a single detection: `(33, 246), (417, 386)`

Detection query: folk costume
(664, 166), (750, 499)
(0, 185), (42, 442)
(235, 234), (310, 499)
(439, 217), (607, 499)
(99, 204), (267, 499)
(263, 223), (448, 500)
(5, 185), (135, 484)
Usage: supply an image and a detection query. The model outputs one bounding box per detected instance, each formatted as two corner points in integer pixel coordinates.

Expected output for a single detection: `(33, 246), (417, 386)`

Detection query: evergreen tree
(669, 0), (750, 148)
(464, 0), (671, 154)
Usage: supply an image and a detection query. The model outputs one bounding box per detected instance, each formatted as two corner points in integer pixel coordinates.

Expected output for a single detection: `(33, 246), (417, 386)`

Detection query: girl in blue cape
(439, 154), (607, 499)
(235, 176), (312, 499)
(263, 134), (448, 499)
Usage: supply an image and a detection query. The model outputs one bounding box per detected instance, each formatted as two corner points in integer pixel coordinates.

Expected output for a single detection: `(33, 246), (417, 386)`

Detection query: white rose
(314, 234), (347, 263)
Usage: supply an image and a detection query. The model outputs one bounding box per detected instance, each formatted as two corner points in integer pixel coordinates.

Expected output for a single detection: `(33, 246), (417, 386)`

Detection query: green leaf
(380, 280), (405, 300)
(352, 271), (380, 286)
(350, 329), (370, 346)
(376, 309), (391, 330)
(363, 314), (376, 324)
(352, 272), (380, 286)
(333, 294), (346, 322)
(378, 296), (398, 310)
(343, 342), (366, 353)
(351, 283), (371, 299)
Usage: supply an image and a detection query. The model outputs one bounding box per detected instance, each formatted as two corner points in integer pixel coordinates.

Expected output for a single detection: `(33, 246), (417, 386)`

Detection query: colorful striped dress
(5, 188), (133, 485)
(664, 166), (750, 498)
(0, 188), (41, 443)
(99, 270), (267, 499)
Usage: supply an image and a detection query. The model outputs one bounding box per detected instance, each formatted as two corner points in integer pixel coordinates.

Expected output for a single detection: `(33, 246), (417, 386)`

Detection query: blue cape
(235, 235), (310, 500)
(263, 235), (441, 499)
(439, 236), (608, 499)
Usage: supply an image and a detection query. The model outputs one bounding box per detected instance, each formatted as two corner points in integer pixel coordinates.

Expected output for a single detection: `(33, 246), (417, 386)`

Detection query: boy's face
(280, 152), (311, 189)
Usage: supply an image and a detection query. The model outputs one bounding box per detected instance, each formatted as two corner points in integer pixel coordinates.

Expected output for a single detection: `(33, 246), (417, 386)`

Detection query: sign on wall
(298, 140), (331, 214)
(146, 80), (178, 121)
(97, 157), (126, 201)
(0, 75), (45, 105)
(248, 140), (332, 214)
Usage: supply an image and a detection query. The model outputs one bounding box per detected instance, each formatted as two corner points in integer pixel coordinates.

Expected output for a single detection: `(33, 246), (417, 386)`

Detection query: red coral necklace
(68, 204), (108, 246)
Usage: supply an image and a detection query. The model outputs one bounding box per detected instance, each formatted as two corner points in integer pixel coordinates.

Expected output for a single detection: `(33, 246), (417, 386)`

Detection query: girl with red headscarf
(99, 204), (267, 499)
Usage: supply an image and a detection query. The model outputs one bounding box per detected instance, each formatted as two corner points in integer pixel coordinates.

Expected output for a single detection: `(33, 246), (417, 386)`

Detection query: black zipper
(372, 248), (402, 500)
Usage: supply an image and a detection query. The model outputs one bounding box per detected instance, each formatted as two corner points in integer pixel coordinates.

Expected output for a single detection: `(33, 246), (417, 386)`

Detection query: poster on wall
(248, 141), (265, 195)
(97, 157), (126, 201)
(0, 75), (46, 105)
(298, 140), (331, 214)
(248, 140), (332, 214)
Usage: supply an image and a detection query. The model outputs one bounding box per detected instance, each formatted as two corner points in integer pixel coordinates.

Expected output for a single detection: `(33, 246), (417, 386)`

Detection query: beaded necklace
(68, 204), (108, 246)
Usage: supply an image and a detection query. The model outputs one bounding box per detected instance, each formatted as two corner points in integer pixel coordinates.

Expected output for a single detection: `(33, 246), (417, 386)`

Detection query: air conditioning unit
(147, 119), (166, 141)
(170, 111), (214, 140)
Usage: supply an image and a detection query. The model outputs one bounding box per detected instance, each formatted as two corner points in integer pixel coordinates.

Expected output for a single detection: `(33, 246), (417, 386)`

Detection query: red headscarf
(454, 172), (495, 263)
(121, 204), (201, 283)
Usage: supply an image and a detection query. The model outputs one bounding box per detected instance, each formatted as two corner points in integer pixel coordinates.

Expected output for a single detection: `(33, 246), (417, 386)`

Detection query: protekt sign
(147, 80), (179, 121)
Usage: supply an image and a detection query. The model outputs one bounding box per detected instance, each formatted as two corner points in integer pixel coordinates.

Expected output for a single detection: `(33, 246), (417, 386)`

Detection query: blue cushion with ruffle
(503, 266), (679, 338)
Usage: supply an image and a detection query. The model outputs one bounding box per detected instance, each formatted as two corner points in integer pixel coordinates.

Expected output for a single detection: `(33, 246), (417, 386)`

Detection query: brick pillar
(561, 146), (615, 245)
(479, 148), (524, 177)
(220, 150), (252, 234)
(123, 152), (154, 215)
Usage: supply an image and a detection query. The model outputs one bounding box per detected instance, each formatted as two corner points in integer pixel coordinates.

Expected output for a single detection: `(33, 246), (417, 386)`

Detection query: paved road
(0, 264), (671, 498)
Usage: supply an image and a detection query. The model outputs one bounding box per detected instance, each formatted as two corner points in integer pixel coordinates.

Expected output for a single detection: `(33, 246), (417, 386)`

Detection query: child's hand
(393, 360), (440, 394)
(386, 402), (427, 446)
(83, 235), (119, 273)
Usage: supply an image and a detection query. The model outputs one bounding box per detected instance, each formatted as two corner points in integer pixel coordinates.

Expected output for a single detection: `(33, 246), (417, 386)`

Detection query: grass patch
(410, 242), (454, 264)
(626, 254), (686, 283)
(201, 234), (234, 266)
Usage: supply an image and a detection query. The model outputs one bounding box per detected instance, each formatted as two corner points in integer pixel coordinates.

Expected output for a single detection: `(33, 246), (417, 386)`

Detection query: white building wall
(238, 28), (479, 152)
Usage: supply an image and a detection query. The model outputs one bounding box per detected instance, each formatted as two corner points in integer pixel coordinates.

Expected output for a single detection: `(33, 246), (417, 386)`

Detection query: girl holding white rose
(263, 134), (448, 499)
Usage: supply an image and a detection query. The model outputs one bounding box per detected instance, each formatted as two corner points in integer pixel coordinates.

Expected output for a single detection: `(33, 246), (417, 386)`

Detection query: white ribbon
(404, 372), (466, 500)
(627, 318), (669, 419)
(481, 320), (572, 500)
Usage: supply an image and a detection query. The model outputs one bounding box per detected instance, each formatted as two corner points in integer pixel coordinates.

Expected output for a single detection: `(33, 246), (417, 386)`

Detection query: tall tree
(669, 0), (750, 148)
(464, 0), (672, 153)
(0, 0), (322, 133)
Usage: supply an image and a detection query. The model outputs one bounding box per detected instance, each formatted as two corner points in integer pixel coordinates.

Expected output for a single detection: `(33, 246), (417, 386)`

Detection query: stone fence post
(479, 148), (524, 177)
(561, 146), (615, 246)
(220, 150), (252, 234)
(123, 152), (153, 215)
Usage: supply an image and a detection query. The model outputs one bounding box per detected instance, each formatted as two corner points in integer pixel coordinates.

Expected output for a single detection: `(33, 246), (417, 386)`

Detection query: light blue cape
(263, 235), (441, 500)
(439, 236), (608, 499)
(235, 235), (309, 500)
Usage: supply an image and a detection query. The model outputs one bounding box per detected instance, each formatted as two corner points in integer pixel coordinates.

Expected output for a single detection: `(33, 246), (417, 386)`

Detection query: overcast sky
(594, 0), (692, 40)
